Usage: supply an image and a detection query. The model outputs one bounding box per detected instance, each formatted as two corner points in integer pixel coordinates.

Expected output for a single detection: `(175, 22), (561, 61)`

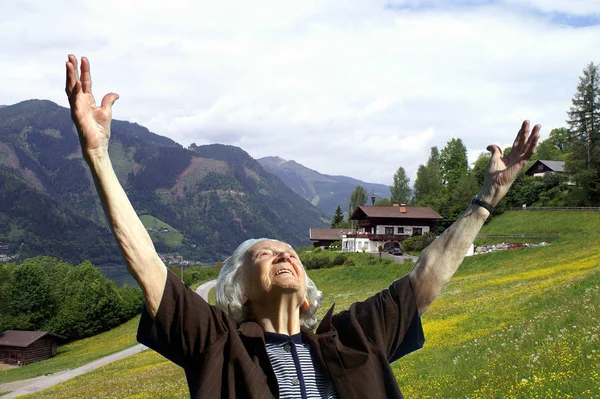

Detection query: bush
(402, 232), (437, 253)
(302, 254), (331, 270)
(328, 241), (342, 251)
(332, 253), (347, 266)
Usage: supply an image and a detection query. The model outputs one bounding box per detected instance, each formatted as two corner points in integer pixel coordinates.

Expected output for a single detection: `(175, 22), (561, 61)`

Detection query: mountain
(0, 100), (328, 263)
(258, 156), (392, 216)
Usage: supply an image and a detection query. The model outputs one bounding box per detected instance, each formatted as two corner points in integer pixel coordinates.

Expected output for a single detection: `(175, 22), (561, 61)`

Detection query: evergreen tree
(331, 205), (344, 228)
(440, 138), (469, 188)
(348, 185), (368, 218)
(413, 147), (444, 210)
(566, 62), (600, 204)
(390, 167), (411, 204)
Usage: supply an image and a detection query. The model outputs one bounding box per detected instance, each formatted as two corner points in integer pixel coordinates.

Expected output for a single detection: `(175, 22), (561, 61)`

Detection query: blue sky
(1, 0), (599, 185)
(547, 12), (600, 27)
(386, 0), (600, 26)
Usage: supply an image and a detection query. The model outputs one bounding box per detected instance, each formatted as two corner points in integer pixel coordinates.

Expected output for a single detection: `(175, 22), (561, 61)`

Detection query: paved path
(0, 344), (147, 398)
(195, 279), (217, 301)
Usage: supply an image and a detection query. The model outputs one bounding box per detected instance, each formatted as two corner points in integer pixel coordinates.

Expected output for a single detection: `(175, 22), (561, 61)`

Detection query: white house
(342, 204), (442, 253)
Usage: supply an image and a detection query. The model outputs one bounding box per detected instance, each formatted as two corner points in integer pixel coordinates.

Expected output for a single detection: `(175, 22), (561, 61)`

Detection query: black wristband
(471, 197), (494, 215)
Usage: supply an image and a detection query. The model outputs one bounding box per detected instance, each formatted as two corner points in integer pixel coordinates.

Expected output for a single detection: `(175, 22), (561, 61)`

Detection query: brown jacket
(137, 271), (424, 398)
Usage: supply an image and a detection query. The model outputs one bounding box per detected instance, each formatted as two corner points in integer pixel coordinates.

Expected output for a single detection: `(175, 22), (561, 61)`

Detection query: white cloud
(1, 0), (599, 187)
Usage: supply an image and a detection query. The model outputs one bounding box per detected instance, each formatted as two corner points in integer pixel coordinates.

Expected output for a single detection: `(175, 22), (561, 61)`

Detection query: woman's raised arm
(66, 55), (167, 317)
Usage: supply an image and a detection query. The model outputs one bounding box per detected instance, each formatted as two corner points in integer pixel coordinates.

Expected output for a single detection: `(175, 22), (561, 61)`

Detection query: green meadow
(0, 316), (140, 385)
(15, 211), (600, 398)
(139, 215), (184, 248)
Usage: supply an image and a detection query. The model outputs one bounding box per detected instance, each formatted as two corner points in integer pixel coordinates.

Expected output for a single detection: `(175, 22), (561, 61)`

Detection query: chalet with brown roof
(0, 330), (65, 366)
(343, 204), (442, 253)
(309, 228), (355, 248)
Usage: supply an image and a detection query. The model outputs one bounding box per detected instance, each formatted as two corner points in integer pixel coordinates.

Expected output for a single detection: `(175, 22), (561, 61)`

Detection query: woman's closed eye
(257, 250), (273, 259)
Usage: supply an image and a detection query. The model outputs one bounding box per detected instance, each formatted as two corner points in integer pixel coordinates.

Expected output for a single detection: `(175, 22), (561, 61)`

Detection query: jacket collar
(237, 320), (265, 339)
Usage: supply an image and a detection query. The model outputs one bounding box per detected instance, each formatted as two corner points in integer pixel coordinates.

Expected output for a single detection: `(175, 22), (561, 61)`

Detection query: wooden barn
(0, 330), (65, 366)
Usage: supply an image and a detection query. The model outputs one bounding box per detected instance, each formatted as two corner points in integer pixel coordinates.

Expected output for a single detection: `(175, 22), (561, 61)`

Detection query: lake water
(97, 264), (138, 287)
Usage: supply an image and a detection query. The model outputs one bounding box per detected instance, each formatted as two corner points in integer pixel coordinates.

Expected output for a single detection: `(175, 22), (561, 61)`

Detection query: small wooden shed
(0, 330), (65, 366)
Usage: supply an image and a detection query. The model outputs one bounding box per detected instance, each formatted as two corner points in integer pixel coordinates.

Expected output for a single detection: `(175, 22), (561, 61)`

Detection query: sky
(1, 0), (599, 186)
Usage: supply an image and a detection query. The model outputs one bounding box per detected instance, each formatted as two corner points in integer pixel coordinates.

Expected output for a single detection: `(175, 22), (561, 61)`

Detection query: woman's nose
(275, 251), (291, 262)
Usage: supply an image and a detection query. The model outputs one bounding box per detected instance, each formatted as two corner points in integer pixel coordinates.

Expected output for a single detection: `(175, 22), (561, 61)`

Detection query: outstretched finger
(81, 57), (92, 94)
(513, 120), (529, 151)
(522, 124), (541, 159)
(65, 55), (79, 97)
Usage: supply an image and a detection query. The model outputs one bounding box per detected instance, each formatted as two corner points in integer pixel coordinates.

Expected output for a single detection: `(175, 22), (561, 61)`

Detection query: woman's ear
(242, 295), (248, 305)
(302, 298), (309, 310)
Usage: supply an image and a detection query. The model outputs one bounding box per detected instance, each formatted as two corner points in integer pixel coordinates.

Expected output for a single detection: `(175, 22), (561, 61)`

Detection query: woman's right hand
(65, 55), (119, 163)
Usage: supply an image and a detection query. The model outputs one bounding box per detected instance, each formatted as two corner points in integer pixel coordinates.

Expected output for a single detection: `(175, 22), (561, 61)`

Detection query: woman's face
(242, 240), (307, 306)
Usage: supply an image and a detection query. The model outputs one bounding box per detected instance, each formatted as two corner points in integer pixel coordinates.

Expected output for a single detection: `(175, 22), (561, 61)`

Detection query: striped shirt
(265, 332), (338, 399)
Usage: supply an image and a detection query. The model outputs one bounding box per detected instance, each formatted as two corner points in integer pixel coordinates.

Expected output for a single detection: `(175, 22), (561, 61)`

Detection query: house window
(413, 227), (423, 236)
(397, 227), (404, 234)
(385, 227), (394, 235)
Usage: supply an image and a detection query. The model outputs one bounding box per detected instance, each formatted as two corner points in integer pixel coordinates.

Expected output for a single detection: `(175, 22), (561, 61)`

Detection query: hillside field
(16, 211), (600, 398)
(139, 214), (185, 248)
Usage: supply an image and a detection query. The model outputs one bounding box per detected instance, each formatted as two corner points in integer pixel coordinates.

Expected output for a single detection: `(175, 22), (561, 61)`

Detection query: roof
(350, 206), (442, 220)
(0, 330), (66, 348)
(309, 228), (354, 241)
(526, 160), (565, 174)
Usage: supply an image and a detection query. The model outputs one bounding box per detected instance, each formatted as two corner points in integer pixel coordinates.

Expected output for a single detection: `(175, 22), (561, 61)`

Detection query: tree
(374, 198), (393, 206)
(440, 172), (479, 220)
(535, 140), (562, 161)
(413, 147), (444, 210)
(6, 259), (56, 330)
(568, 62), (600, 168)
(49, 261), (124, 339)
(390, 167), (411, 204)
(535, 127), (571, 161)
(472, 153), (491, 188)
(566, 62), (600, 204)
(547, 127), (572, 154)
(440, 138), (469, 188)
(348, 186), (368, 219)
(331, 205), (344, 228)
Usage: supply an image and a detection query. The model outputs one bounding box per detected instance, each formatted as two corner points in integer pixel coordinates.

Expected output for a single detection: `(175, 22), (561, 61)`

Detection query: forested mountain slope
(0, 100), (327, 263)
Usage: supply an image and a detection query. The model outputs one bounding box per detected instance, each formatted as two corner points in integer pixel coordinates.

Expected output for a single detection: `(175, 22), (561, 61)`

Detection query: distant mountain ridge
(258, 156), (391, 216)
(0, 100), (328, 264)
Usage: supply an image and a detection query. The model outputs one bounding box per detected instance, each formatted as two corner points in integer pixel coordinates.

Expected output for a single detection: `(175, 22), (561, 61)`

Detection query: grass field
(139, 214), (184, 248)
(0, 316), (140, 385)
(15, 211), (600, 398)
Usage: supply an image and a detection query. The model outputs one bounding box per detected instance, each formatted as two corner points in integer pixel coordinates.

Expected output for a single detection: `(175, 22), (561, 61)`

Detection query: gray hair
(215, 238), (323, 330)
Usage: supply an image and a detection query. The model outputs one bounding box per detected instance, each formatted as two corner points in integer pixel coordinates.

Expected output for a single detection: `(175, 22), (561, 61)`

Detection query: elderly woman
(65, 55), (539, 398)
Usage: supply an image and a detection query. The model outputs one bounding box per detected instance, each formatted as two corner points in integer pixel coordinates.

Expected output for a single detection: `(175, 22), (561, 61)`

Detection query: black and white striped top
(265, 332), (339, 399)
